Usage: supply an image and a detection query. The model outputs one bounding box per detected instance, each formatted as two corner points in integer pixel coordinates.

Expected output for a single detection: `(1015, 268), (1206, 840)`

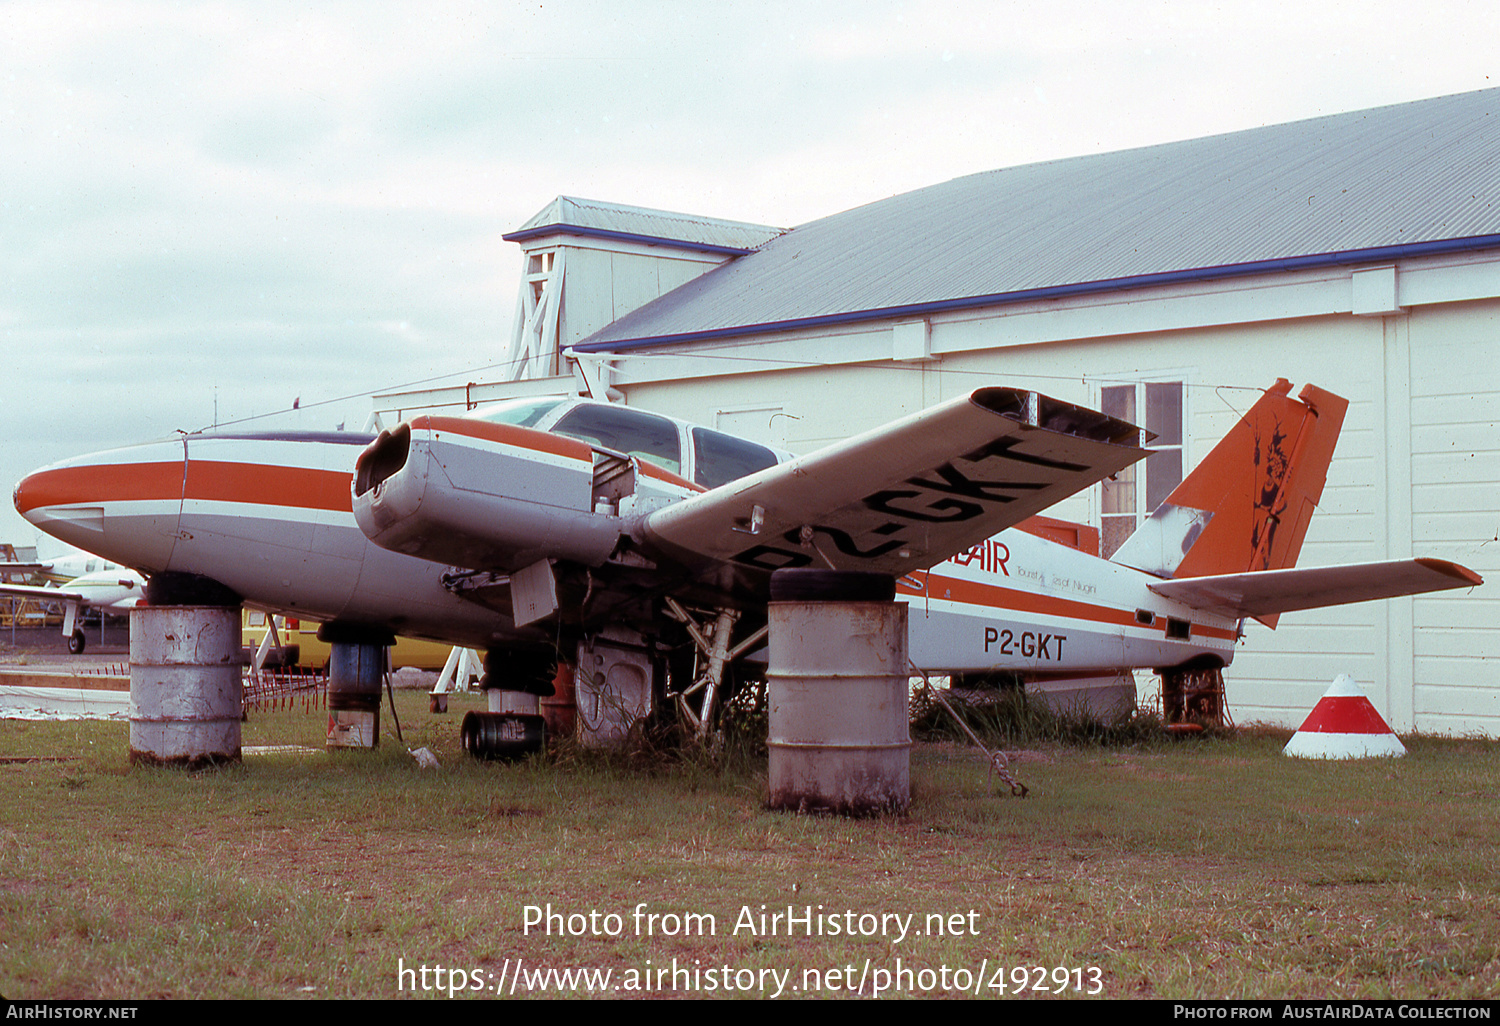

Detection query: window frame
(1094, 375), (1191, 559)
(550, 403), (686, 476)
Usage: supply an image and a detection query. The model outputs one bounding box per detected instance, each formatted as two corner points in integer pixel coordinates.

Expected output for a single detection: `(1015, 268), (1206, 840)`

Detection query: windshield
(466, 397), (567, 428)
(552, 404), (683, 475)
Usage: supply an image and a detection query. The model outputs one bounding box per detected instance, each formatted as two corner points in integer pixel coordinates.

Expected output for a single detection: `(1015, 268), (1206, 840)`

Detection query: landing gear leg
(1161, 663), (1229, 728)
(663, 598), (767, 740)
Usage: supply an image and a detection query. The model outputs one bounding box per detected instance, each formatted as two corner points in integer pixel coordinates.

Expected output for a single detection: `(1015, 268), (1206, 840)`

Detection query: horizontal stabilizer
(1147, 558), (1482, 622)
(641, 387), (1148, 577)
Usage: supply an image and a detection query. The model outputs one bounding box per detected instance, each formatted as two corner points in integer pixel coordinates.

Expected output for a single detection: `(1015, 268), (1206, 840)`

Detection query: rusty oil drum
(129, 605), (243, 768)
(327, 642), (384, 748)
(539, 662), (576, 739)
(767, 572), (910, 815)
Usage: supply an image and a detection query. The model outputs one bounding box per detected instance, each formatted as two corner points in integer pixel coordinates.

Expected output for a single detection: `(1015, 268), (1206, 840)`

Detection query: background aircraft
(0, 549), (145, 652)
(1, 547), (128, 585)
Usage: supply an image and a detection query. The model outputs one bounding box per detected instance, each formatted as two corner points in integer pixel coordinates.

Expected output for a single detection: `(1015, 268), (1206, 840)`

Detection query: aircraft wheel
(68, 629), (87, 655)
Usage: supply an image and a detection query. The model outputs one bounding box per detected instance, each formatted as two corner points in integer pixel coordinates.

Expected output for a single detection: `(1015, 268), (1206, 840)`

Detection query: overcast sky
(3, 0), (1496, 549)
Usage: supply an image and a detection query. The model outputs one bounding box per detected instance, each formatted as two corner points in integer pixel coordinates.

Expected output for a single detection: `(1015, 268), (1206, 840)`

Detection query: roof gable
(505, 196), (784, 255)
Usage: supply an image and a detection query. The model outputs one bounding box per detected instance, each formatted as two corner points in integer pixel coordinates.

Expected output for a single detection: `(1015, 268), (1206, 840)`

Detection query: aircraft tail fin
(1111, 379), (1348, 627)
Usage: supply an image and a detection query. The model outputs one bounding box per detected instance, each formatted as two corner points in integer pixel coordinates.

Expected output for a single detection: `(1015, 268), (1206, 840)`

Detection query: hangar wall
(611, 258), (1500, 735)
(554, 240), (731, 349)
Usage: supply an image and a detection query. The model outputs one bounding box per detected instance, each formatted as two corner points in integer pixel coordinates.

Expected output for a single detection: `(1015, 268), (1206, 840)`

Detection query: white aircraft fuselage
(14, 432), (520, 650)
(12, 385), (1479, 692)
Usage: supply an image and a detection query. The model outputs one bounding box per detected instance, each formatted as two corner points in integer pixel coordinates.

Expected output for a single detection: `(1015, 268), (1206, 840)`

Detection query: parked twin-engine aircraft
(0, 550), (145, 652)
(12, 380), (1480, 734)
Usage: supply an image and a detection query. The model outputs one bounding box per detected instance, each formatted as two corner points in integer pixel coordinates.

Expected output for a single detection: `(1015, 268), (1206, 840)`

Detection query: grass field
(1, 690), (1497, 1000)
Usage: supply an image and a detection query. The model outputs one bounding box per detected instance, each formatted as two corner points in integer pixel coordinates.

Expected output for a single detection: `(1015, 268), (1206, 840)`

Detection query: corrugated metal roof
(576, 88), (1500, 350)
(504, 195), (784, 254)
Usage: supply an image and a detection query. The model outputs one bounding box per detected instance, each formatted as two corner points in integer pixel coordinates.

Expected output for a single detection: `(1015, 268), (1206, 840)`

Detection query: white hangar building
(480, 88), (1500, 736)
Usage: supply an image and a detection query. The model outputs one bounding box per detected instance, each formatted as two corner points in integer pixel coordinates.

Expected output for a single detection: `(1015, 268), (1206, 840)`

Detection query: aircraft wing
(1147, 558), (1483, 621)
(0, 582), (88, 604)
(639, 387), (1148, 578)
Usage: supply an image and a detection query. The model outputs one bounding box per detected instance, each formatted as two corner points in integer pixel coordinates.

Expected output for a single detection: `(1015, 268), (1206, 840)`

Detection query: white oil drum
(129, 606), (243, 768)
(767, 591), (910, 815)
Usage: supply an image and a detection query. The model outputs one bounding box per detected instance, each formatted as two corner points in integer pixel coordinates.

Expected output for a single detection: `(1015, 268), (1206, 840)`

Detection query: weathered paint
(767, 600), (909, 816)
(128, 605), (243, 768)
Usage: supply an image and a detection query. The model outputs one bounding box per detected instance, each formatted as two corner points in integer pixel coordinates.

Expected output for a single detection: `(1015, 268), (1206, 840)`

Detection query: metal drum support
(129, 605), (243, 768)
(766, 570), (909, 816)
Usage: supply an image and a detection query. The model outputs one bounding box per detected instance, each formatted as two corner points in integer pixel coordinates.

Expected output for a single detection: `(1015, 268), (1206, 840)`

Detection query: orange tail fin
(1112, 380), (1348, 625)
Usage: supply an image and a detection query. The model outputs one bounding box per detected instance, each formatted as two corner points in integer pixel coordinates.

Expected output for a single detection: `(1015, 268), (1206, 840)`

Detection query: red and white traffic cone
(1283, 674), (1407, 759)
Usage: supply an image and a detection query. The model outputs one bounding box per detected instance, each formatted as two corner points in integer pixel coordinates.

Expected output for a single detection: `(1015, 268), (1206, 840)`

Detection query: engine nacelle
(353, 417), (623, 571)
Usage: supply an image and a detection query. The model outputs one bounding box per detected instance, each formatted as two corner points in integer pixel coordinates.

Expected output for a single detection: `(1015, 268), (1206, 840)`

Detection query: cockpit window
(466, 397), (567, 428)
(691, 427), (780, 488)
(553, 405), (682, 474)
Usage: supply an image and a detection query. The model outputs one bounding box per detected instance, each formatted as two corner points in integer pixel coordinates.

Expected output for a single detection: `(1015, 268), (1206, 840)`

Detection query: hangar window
(552, 404), (683, 475)
(691, 427), (780, 489)
(1099, 380), (1184, 558)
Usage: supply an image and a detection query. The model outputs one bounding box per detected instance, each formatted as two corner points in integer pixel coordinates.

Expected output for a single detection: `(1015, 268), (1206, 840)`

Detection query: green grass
(912, 684), (1180, 747)
(1, 691), (1497, 999)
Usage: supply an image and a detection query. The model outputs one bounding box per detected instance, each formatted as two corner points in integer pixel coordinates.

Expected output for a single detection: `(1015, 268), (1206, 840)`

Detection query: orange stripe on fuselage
(416, 416), (595, 462)
(19, 420), (702, 521)
(902, 570), (1237, 642)
(637, 462), (705, 494)
(14, 462), (186, 514)
(184, 461), (353, 513)
(15, 460), (353, 515)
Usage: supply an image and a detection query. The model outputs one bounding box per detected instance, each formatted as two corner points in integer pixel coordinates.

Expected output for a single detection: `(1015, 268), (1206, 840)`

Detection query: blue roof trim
(569, 234), (1500, 353)
(501, 223), (759, 257)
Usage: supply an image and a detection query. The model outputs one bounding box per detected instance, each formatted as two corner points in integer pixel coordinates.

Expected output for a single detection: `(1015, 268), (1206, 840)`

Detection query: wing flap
(640, 387), (1147, 577)
(1147, 558), (1483, 621)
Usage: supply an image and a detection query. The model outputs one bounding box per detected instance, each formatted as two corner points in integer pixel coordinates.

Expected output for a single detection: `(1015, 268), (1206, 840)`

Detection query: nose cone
(14, 441), (185, 572)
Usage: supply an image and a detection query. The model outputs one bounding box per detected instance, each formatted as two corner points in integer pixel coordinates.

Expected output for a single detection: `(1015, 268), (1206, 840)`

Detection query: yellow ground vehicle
(242, 610), (455, 671)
